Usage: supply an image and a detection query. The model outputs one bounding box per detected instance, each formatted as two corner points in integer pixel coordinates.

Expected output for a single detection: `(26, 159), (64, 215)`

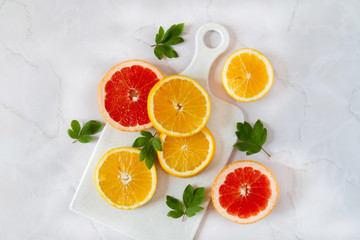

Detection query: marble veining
(1, 0), (360, 239)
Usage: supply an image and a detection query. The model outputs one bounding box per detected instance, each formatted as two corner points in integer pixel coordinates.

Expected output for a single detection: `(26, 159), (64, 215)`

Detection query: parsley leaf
(166, 184), (205, 221)
(132, 131), (162, 169)
(152, 23), (184, 60)
(234, 119), (271, 157)
(67, 120), (104, 143)
(166, 196), (184, 213)
(185, 206), (203, 217)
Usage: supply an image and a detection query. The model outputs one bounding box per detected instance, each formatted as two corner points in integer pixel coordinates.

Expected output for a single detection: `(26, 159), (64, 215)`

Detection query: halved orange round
(98, 60), (165, 132)
(158, 127), (215, 178)
(147, 75), (211, 137)
(222, 48), (274, 102)
(95, 147), (157, 210)
(212, 160), (279, 224)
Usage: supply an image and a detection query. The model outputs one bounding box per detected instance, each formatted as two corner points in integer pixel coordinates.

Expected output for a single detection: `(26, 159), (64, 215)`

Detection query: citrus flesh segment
(98, 60), (165, 131)
(212, 160), (279, 224)
(222, 48), (274, 102)
(158, 127), (215, 178)
(148, 75), (211, 137)
(95, 147), (157, 210)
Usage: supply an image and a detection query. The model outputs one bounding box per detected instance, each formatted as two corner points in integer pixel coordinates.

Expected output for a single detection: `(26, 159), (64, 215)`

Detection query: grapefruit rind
(222, 48), (274, 103)
(94, 147), (157, 210)
(157, 127), (216, 178)
(98, 59), (165, 132)
(147, 75), (211, 137)
(212, 160), (279, 224)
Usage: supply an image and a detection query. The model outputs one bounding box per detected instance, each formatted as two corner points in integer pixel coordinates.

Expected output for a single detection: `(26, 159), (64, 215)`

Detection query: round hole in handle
(203, 30), (222, 49)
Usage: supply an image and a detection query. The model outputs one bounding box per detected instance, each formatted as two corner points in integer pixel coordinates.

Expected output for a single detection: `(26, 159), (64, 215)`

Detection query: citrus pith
(95, 147), (157, 210)
(147, 75), (211, 137)
(222, 48), (274, 102)
(212, 160), (279, 224)
(157, 127), (215, 178)
(98, 60), (165, 131)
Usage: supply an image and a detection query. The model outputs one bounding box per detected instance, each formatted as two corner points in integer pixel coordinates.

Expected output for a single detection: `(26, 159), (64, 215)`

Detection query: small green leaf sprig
(152, 23), (184, 60)
(233, 119), (271, 157)
(67, 120), (104, 143)
(166, 184), (205, 221)
(132, 131), (162, 169)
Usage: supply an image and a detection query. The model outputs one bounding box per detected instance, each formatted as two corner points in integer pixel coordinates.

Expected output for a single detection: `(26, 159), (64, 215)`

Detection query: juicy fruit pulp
(98, 60), (164, 131)
(212, 160), (278, 224)
(105, 66), (157, 126)
(95, 148), (157, 209)
(219, 167), (271, 218)
(158, 127), (215, 177)
(148, 75), (211, 137)
(222, 48), (274, 103)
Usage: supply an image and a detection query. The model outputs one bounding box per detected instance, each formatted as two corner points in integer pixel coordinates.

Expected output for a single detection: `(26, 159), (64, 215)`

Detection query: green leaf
(236, 123), (251, 141)
(183, 184), (195, 208)
(162, 24), (175, 43)
(154, 45), (178, 59)
(140, 131), (153, 139)
(164, 37), (184, 46)
(190, 187), (205, 207)
(80, 120), (104, 136)
(162, 23), (184, 42)
(71, 120), (81, 135)
(185, 206), (203, 217)
(134, 131), (158, 168)
(132, 137), (148, 148)
(253, 120), (264, 145)
(233, 142), (248, 151)
(260, 128), (267, 146)
(246, 150), (255, 155)
(152, 23), (184, 60)
(245, 142), (261, 155)
(145, 145), (156, 169)
(78, 135), (94, 143)
(234, 119), (270, 157)
(166, 184), (206, 221)
(154, 45), (164, 60)
(67, 129), (78, 139)
(155, 26), (164, 44)
(167, 210), (183, 219)
(152, 137), (162, 151)
(254, 119), (264, 133)
(166, 196), (184, 212)
(244, 121), (253, 135)
(139, 143), (150, 161)
(172, 23), (184, 36)
(162, 45), (178, 58)
(145, 155), (155, 169)
(246, 142), (261, 153)
(68, 120), (104, 143)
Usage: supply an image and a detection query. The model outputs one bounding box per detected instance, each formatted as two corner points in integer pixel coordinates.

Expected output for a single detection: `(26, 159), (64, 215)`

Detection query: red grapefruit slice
(98, 60), (165, 131)
(212, 160), (279, 224)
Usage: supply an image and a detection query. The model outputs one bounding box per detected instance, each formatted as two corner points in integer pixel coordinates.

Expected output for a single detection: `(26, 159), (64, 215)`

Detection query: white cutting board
(70, 23), (244, 240)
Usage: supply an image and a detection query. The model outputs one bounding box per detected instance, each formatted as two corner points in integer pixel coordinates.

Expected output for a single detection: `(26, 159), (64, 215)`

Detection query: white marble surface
(1, 0), (360, 239)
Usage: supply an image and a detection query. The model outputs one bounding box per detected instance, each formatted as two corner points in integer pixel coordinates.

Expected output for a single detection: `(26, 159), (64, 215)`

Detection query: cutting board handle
(181, 23), (230, 91)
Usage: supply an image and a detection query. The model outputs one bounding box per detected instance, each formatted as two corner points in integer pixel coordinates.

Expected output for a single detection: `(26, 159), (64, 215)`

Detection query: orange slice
(212, 160), (279, 224)
(95, 147), (157, 210)
(147, 75), (211, 137)
(157, 127), (215, 178)
(98, 60), (165, 132)
(222, 48), (274, 102)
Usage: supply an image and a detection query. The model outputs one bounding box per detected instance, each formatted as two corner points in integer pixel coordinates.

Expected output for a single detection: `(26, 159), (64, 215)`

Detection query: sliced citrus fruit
(98, 60), (165, 131)
(222, 48), (274, 102)
(157, 127), (215, 178)
(212, 160), (279, 224)
(95, 147), (157, 210)
(147, 75), (211, 137)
